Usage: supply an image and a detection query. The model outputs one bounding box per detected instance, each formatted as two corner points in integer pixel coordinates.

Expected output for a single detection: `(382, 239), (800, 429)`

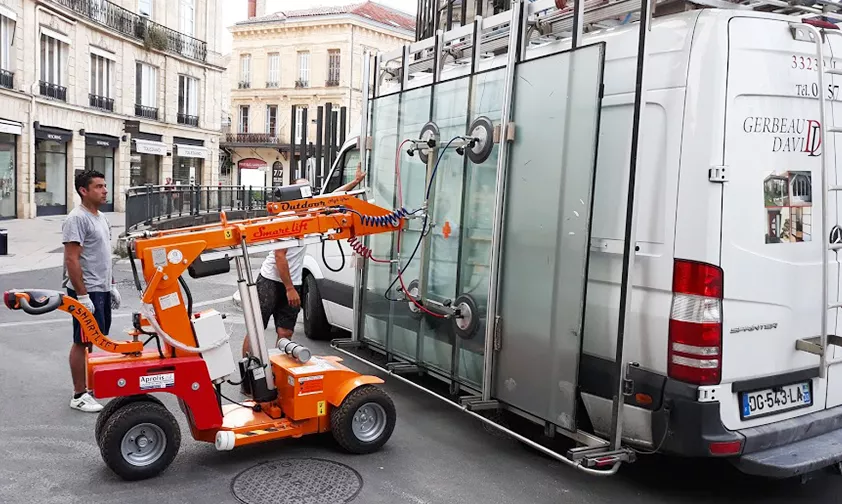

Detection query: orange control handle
(3, 290), (144, 355)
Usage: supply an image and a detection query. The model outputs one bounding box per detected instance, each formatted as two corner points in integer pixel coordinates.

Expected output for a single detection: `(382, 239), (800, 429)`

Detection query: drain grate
(231, 458), (363, 504)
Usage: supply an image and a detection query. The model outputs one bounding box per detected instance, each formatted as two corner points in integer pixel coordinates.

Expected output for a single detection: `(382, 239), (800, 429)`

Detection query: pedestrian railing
(125, 184), (275, 231)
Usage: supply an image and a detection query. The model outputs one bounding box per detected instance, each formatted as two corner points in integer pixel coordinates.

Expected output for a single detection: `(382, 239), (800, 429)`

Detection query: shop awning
(238, 158), (267, 169)
(0, 119), (22, 136)
(133, 139), (168, 156)
(85, 133), (120, 148)
(175, 144), (208, 159)
(34, 124), (72, 143)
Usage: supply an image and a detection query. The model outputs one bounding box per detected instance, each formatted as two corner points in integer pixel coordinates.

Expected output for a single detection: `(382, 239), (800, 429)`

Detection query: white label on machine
(167, 249), (184, 264)
(253, 367), (266, 380)
(151, 247), (167, 268)
(288, 357), (337, 375)
(140, 373), (174, 390)
(159, 293), (181, 310)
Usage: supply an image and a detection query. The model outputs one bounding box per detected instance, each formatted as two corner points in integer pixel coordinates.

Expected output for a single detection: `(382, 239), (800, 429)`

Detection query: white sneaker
(70, 392), (103, 413)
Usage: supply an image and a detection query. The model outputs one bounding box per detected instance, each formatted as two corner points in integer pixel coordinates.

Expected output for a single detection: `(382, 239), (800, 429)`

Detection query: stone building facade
(0, 0), (225, 219)
(222, 1), (414, 189)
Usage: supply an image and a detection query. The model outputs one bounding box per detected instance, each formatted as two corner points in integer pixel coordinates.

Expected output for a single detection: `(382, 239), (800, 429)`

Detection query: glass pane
(455, 68), (506, 385)
(360, 92), (401, 349)
(387, 86), (432, 360)
(34, 141), (67, 208)
(0, 139), (15, 218)
(494, 44), (605, 430)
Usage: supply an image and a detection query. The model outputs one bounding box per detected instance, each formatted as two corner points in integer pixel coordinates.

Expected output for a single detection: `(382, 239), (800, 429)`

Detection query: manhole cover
(231, 458), (363, 504)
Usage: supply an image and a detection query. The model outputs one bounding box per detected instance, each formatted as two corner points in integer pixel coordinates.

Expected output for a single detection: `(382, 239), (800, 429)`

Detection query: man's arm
(333, 164), (366, 193)
(64, 242), (87, 295)
(274, 249), (301, 308)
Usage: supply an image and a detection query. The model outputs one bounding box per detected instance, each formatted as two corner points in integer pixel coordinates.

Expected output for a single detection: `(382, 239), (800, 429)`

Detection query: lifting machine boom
(3, 186), (414, 481)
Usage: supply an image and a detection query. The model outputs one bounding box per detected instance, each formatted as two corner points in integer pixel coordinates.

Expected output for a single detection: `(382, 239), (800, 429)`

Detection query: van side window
(324, 148), (361, 194)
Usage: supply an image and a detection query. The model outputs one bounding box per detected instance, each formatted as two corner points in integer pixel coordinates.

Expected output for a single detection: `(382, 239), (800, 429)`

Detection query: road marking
(0, 295), (234, 328)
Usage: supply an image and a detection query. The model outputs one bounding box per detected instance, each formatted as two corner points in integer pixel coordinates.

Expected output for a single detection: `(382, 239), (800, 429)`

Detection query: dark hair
(75, 170), (105, 197)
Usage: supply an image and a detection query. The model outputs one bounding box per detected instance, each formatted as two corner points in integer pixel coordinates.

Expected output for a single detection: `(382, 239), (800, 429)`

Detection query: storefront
(130, 134), (166, 187)
(237, 158), (267, 188)
(84, 133), (119, 211)
(173, 137), (208, 186)
(0, 119), (21, 219)
(34, 123), (72, 216)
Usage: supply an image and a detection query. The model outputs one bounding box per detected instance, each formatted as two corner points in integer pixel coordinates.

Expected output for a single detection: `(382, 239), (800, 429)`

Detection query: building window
(178, 75), (199, 126)
(327, 50), (340, 86)
(266, 105), (277, 136)
(239, 105), (249, 133)
(0, 14), (15, 90)
(40, 33), (68, 101)
(297, 51), (309, 87)
(239, 54), (250, 88)
(138, 0), (153, 18)
(294, 106), (307, 143)
(89, 53), (114, 111)
(179, 0), (194, 36)
(135, 62), (158, 120)
(267, 52), (279, 88)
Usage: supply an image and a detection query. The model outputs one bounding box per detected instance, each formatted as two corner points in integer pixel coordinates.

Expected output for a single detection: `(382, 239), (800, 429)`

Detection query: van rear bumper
(649, 373), (842, 478)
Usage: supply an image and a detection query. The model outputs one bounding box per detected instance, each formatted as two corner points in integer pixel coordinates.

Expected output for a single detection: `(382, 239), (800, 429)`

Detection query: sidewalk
(0, 212), (125, 275)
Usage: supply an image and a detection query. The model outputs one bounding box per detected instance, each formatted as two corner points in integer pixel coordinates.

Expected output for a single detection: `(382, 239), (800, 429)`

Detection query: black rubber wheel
(303, 273), (332, 340)
(95, 394), (165, 445)
(331, 385), (396, 454)
(98, 401), (181, 481)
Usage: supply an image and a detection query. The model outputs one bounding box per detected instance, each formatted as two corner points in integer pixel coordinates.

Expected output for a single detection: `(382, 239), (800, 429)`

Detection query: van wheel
(303, 274), (332, 340)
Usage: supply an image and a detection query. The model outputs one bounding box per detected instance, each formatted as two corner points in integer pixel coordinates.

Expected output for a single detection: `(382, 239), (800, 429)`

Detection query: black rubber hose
(322, 239), (346, 273)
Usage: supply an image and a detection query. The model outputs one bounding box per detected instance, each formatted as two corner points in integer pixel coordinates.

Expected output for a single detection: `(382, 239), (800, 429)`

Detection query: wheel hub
(121, 423), (167, 467)
(351, 403), (387, 442)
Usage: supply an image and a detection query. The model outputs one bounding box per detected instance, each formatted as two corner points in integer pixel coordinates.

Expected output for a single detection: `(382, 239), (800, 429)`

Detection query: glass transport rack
(329, 0), (842, 475)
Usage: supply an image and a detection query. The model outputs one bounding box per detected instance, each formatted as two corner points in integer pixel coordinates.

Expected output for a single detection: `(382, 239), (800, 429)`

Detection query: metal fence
(125, 185), (275, 231)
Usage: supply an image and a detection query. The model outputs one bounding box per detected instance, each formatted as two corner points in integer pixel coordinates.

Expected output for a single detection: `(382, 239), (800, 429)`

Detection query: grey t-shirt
(61, 206), (113, 293)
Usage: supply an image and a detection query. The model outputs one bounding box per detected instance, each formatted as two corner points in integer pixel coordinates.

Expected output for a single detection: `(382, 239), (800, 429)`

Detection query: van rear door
(719, 15), (837, 430)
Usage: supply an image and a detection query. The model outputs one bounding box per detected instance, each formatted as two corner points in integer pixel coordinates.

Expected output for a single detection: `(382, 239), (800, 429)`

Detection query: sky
(219, 0), (417, 54)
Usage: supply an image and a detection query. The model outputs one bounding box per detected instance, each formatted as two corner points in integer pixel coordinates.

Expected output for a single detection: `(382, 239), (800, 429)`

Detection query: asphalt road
(1, 260), (841, 504)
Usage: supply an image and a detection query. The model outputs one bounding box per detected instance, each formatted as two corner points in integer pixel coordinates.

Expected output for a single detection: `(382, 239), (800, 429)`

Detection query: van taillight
(668, 260), (723, 385)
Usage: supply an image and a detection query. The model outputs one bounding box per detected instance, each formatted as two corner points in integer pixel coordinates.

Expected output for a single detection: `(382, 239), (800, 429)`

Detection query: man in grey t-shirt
(61, 170), (122, 413)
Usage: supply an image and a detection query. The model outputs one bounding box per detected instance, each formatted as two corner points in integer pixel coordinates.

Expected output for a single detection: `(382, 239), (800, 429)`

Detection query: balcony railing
(326, 79), (339, 87)
(266, 81), (279, 88)
(135, 104), (159, 120)
(0, 69), (12, 89)
(39, 81), (67, 101)
(221, 133), (284, 146)
(178, 113), (199, 127)
(238, 81), (251, 89)
(89, 93), (114, 111)
(295, 79), (309, 88)
(48, 0), (207, 63)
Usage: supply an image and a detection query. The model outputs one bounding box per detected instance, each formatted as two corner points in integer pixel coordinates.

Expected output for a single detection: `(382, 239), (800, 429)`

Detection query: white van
(303, 6), (842, 478)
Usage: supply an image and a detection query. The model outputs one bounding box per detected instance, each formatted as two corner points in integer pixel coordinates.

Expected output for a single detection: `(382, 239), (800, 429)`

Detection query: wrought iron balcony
(266, 81), (279, 88)
(326, 79), (340, 87)
(48, 0), (207, 63)
(295, 79), (309, 88)
(238, 81), (250, 89)
(221, 133), (284, 147)
(89, 93), (114, 111)
(0, 69), (12, 89)
(135, 104), (159, 120)
(39, 81), (67, 101)
(178, 113), (199, 127)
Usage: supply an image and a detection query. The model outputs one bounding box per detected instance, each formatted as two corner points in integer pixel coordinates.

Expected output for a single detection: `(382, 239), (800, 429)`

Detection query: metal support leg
(239, 239), (276, 392)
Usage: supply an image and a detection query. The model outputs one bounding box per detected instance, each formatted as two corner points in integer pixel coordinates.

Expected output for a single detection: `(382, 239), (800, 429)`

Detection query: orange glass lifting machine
(3, 185), (411, 481)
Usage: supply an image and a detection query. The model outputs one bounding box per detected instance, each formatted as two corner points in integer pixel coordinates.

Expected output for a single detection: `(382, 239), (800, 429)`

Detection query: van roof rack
(378, 0), (842, 87)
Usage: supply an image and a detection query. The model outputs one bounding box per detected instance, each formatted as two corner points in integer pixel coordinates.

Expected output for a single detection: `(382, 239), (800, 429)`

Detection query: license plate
(740, 381), (812, 420)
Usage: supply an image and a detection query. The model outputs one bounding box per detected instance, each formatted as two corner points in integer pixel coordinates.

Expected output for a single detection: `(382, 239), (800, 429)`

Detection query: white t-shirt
(259, 244), (306, 286)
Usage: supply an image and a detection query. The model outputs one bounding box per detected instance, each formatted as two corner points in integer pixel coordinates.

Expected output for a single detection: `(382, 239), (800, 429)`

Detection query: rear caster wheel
(331, 385), (396, 454)
(98, 401), (181, 481)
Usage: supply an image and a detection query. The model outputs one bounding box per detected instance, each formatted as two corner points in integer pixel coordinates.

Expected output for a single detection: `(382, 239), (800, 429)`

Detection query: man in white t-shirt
(242, 179), (311, 357)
